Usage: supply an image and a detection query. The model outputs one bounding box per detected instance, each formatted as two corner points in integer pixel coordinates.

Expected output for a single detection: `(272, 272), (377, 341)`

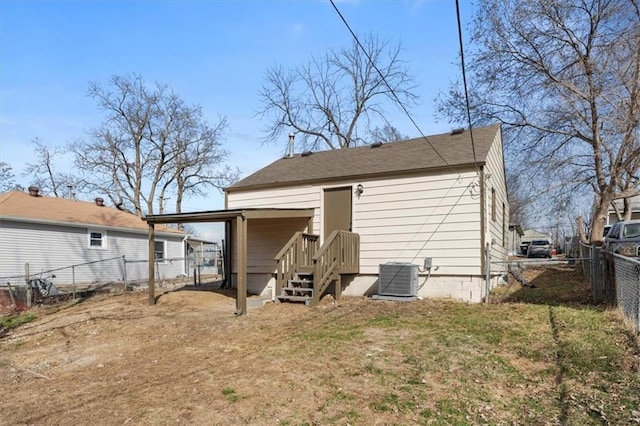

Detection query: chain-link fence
(605, 252), (640, 331)
(579, 243), (640, 332)
(0, 254), (221, 314)
(490, 243), (639, 333)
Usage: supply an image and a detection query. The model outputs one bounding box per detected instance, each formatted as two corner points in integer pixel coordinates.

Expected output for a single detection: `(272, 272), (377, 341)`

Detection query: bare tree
(23, 138), (80, 197)
(156, 113), (239, 214)
(258, 33), (417, 152)
(505, 169), (534, 227)
(70, 74), (235, 216)
(368, 124), (407, 144)
(0, 162), (20, 192)
(436, 0), (640, 242)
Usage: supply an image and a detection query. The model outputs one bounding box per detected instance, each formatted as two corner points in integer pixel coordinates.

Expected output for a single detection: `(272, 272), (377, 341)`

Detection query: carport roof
(143, 208), (315, 224)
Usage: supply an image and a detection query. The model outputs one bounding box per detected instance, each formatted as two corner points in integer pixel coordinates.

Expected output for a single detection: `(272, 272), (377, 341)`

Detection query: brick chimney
(95, 197), (104, 207)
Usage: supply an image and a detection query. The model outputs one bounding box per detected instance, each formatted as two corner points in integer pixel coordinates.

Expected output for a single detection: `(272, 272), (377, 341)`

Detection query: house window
(154, 241), (166, 261)
(88, 229), (107, 249)
(502, 202), (506, 246)
(491, 188), (496, 221)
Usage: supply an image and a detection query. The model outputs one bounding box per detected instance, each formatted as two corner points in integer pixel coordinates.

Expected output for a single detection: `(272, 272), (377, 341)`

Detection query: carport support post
(148, 223), (155, 305)
(235, 215), (247, 315)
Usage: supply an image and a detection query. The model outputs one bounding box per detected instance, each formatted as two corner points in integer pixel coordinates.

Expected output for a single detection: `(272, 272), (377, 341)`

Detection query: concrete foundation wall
(344, 274), (488, 303)
(233, 273), (505, 304)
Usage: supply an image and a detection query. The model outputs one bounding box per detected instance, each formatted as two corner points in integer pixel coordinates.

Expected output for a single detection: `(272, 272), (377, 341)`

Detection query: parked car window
(608, 224), (620, 238)
(622, 223), (640, 238)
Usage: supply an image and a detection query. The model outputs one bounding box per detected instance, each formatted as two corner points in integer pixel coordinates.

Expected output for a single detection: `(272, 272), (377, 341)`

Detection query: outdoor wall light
(355, 184), (364, 198)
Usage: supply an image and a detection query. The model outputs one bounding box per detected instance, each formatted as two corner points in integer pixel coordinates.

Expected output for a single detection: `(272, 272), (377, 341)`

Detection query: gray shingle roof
(227, 124), (501, 191)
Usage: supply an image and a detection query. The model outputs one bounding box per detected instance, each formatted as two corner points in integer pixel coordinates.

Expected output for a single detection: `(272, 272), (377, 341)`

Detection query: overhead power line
(455, 0), (480, 175)
(329, 0), (462, 177)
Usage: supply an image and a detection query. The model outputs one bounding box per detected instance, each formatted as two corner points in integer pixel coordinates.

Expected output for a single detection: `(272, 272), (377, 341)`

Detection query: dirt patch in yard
(1, 268), (639, 425)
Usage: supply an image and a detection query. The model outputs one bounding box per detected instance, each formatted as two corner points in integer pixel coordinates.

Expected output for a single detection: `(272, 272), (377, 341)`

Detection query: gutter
(0, 215), (184, 238)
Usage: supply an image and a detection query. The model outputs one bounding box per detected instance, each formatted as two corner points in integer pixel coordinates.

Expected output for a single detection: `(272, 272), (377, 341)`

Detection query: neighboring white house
(521, 229), (553, 244)
(223, 124), (509, 303)
(0, 188), (187, 285)
(507, 224), (524, 255)
(607, 195), (640, 225)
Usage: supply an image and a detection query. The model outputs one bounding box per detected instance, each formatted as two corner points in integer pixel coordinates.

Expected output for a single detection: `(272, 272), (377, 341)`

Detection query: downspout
(479, 166), (487, 298)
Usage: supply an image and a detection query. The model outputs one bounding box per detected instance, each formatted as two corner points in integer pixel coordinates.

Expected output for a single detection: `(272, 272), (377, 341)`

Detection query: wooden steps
(277, 272), (314, 305)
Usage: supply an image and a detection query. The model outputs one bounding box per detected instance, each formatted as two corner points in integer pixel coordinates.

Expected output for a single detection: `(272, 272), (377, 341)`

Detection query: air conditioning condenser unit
(378, 262), (418, 297)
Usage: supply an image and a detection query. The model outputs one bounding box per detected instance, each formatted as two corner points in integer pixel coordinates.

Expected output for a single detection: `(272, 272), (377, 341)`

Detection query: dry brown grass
(1, 265), (639, 425)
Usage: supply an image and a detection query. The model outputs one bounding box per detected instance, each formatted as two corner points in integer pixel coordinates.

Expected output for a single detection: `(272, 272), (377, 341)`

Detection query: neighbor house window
(88, 229), (107, 249)
(154, 241), (166, 261)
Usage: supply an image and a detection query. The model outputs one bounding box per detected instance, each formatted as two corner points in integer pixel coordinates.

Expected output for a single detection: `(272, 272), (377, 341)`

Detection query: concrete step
(276, 295), (312, 305)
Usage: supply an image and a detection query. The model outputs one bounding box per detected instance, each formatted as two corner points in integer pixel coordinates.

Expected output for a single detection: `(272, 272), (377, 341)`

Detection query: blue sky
(1, 0), (473, 240)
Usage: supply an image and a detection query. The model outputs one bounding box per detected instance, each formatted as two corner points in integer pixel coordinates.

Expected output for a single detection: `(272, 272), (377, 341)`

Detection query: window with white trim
(88, 229), (107, 249)
(154, 241), (166, 262)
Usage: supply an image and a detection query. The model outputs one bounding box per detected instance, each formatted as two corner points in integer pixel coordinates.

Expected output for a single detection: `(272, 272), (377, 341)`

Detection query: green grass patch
(221, 387), (238, 403)
(0, 312), (37, 331)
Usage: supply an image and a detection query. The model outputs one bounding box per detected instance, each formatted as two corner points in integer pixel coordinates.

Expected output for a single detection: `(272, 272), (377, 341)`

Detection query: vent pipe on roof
(451, 127), (465, 135)
(288, 133), (295, 157)
(28, 186), (40, 197)
(95, 197), (105, 207)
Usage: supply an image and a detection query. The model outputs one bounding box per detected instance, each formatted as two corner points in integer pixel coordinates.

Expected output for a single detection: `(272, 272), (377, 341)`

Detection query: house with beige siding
(218, 123), (509, 304)
(0, 188), (187, 285)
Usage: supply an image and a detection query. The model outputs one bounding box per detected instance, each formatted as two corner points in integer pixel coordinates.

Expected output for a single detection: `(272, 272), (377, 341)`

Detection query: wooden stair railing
(310, 230), (360, 306)
(274, 232), (319, 297)
(275, 230), (360, 306)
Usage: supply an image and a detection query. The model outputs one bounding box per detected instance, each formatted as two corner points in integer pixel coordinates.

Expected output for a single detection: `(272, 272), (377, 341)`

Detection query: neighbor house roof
(0, 191), (183, 235)
(227, 124), (501, 191)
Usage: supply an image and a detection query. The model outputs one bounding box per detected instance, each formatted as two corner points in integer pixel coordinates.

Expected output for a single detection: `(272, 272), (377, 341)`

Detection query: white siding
(228, 170), (483, 278)
(354, 172), (481, 276)
(0, 220), (184, 285)
(228, 216), (310, 295)
(229, 185), (322, 235)
(483, 130), (509, 274)
(246, 217), (310, 274)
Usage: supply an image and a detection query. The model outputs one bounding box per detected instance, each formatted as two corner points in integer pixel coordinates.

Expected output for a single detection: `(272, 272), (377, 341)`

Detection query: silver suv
(602, 220), (640, 258)
(527, 240), (552, 258)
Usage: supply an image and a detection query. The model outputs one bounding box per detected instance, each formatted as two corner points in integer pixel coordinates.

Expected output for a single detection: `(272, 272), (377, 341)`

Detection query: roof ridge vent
(450, 127), (465, 135)
(371, 142), (383, 148)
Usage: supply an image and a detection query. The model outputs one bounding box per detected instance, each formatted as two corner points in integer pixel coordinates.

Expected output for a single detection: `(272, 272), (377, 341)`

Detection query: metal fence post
(590, 245), (598, 303)
(72, 265), (76, 300)
(637, 278), (640, 332)
(6, 282), (16, 311)
(25, 263), (31, 308)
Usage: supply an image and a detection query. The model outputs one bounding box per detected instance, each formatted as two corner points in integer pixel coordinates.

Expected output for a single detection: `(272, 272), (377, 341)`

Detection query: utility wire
(330, 0), (492, 266)
(329, 0), (460, 177)
(455, 0), (480, 175)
